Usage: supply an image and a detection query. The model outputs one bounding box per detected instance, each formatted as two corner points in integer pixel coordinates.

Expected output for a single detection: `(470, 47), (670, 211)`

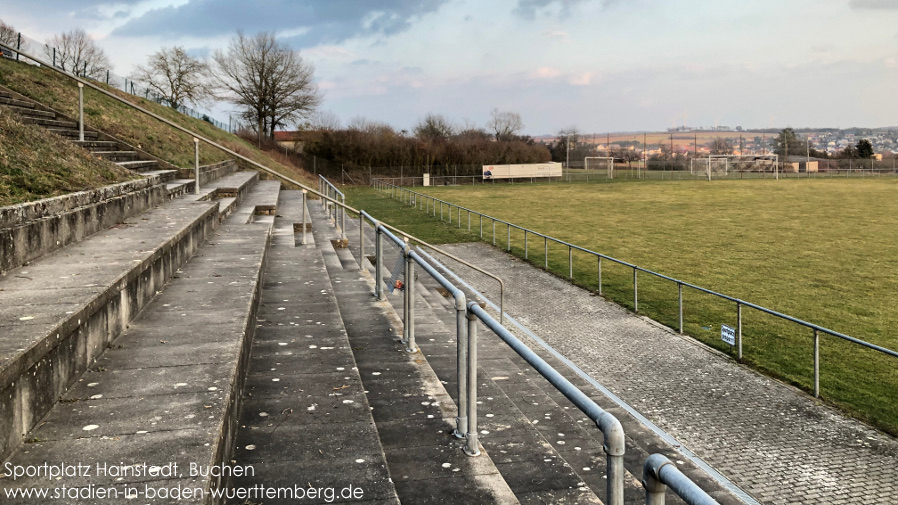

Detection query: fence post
(678, 283), (683, 334)
(598, 257), (603, 295)
(359, 213), (365, 264)
(454, 293), (469, 440)
(16, 33), (21, 61)
(633, 269), (638, 312)
(468, 211), (471, 231)
(341, 194), (346, 240)
(464, 307), (480, 456)
(69, 76), (89, 140)
(524, 231), (528, 259)
(402, 238), (410, 346)
(480, 215), (483, 238)
(507, 224), (511, 251)
(405, 242), (416, 353)
(492, 220), (496, 246)
(737, 302), (743, 360)
(301, 190), (307, 245)
(545, 237), (548, 269)
(814, 329), (820, 398)
(459, 206), (462, 228)
(193, 138), (200, 194)
(52, 47), (56, 67)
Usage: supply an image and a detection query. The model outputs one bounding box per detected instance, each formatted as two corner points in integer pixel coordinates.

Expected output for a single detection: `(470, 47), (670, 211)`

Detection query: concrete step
(142, 169), (179, 184)
(166, 179), (196, 199)
(307, 204), (519, 504)
(0, 197), (221, 461)
(189, 170), (260, 205)
(47, 128), (99, 140)
(0, 90), (11, 99)
(215, 196), (237, 219)
(230, 180), (280, 224)
(0, 96), (35, 108)
(20, 116), (77, 128)
(115, 160), (159, 172)
(70, 140), (121, 152)
(2, 105), (55, 119)
(230, 190), (401, 504)
(92, 150), (139, 162)
(0, 186), (275, 501)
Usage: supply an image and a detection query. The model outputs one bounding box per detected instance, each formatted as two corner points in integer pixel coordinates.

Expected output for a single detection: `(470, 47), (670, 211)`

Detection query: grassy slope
(0, 111), (138, 206)
(349, 179), (898, 435)
(0, 57), (314, 189)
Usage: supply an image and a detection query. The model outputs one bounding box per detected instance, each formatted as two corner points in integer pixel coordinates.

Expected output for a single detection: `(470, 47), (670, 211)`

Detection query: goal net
(584, 156), (614, 179)
(690, 157), (730, 177)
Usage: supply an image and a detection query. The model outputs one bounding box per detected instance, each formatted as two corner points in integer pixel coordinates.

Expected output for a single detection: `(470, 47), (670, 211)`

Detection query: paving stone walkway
(431, 242), (898, 505)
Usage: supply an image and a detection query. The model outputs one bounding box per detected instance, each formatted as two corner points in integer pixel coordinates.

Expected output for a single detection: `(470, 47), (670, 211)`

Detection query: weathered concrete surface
(177, 160), (239, 188)
(309, 203), (519, 505)
(430, 242), (898, 505)
(0, 177), (168, 274)
(0, 198), (219, 460)
(0, 182), (272, 503)
(230, 190), (399, 504)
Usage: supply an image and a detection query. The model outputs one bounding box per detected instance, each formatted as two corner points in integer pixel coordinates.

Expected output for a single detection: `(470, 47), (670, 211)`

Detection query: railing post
(468, 211), (471, 231)
(341, 194), (346, 240)
(524, 231), (528, 259)
(458, 206), (462, 228)
(375, 226), (384, 300)
(737, 302), (743, 360)
(464, 306), (480, 456)
(633, 268), (638, 312)
(193, 138), (200, 194)
(814, 329), (820, 398)
(454, 293), (469, 439)
(643, 454), (669, 505)
(301, 190), (308, 245)
(492, 220), (496, 246)
(480, 215), (483, 238)
(402, 238), (410, 346)
(359, 213), (365, 264)
(545, 237), (548, 269)
(507, 224), (511, 251)
(678, 283), (683, 334)
(77, 82), (85, 142)
(598, 256), (602, 295)
(568, 246), (573, 279)
(405, 242), (416, 353)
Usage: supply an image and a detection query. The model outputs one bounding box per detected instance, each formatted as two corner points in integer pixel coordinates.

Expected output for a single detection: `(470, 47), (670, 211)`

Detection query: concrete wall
(177, 159), (240, 188)
(0, 177), (167, 275)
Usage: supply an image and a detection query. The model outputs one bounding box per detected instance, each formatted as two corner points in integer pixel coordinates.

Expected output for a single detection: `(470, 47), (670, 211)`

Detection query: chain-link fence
(1, 29), (246, 134)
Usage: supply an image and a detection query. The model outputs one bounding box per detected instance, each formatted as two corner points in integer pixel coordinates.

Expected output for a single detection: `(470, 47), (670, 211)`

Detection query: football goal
(584, 156), (615, 179)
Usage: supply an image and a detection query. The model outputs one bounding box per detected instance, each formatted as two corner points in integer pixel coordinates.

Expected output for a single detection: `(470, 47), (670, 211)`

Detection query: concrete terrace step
(0, 197), (220, 461)
(47, 128), (99, 140)
(142, 169), (179, 184)
(92, 150), (139, 162)
(230, 180), (281, 224)
(166, 179), (197, 199)
(230, 190), (400, 504)
(115, 160), (159, 172)
(307, 204), (519, 505)
(70, 140), (121, 152)
(0, 90), (11, 99)
(20, 117), (77, 128)
(3, 105), (55, 119)
(0, 184), (274, 502)
(0, 97), (35, 109)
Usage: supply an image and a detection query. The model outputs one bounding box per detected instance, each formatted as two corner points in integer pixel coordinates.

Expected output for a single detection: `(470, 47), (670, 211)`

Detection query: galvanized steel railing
(318, 175), (346, 240)
(643, 454), (720, 505)
(373, 179), (898, 400)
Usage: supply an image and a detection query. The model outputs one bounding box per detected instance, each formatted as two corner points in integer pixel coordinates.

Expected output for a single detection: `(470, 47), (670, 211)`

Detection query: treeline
(303, 112), (550, 177)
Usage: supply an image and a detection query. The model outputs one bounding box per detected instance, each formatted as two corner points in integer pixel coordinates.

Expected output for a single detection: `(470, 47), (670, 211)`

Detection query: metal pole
(405, 246), (416, 353)
(568, 246), (573, 279)
(492, 220), (496, 246)
(737, 302), (743, 360)
(455, 297), (469, 439)
(479, 215), (483, 238)
(464, 310), (480, 456)
(814, 329), (820, 398)
(301, 190), (307, 245)
(375, 227), (384, 300)
(459, 207), (462, 228)
(524, 231), (528, 259)
(78, 83), (85, 142)
(598, 257), (602, 296)
(403, 238), (410, 346)
(341, 194), (346, 240)
(507, 224), (511, 251)
(633, 269), (638, 312)
(677, 283), (683, 334)
(468, 211), (471, 231)
(545, 237), (548, 269)
(359, 214), (365, 264)
(194, 138), (200, 194)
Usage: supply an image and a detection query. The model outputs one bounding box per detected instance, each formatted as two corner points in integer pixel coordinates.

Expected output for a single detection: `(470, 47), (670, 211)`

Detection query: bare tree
(131, 46), (213, 110)
(0, 19), (17, 49)
(44, 29), (111, 78)
(212, 31), (321, 144)
(708, 136), (733, 155)
(486, 108), (524, 141)
(413, 113), (454, 141)
(307, 109), (341, 131)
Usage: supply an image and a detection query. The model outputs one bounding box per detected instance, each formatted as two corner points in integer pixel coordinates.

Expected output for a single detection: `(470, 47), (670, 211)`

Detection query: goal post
(584, 156), (615, 179)
(691, 154), (779, 179)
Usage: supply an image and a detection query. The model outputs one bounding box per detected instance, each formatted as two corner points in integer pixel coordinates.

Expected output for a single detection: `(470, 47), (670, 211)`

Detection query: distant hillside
(0, 57), (314, 192)
(0, 111), (137, 206)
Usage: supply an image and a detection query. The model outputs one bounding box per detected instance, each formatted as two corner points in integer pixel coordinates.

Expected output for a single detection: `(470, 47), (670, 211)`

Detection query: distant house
(273, 131), (305, 152)
(784, 155), (822, 173)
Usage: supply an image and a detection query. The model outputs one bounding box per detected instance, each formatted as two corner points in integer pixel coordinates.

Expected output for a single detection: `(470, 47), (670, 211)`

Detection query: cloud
(533, 66), (562, 78)
(540, 28), (570, 42)
(849, 0), (898, 8)
(514, 0), (618, 19)
(111, 0), (447, 46)
(568, 71), (594, 85)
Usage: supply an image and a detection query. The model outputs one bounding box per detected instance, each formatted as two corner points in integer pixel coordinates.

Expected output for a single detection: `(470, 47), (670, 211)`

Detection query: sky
(3, 0), (898, 135)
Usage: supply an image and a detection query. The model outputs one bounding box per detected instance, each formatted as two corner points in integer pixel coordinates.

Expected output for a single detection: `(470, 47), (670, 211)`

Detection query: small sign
(721, 325), (736, 346)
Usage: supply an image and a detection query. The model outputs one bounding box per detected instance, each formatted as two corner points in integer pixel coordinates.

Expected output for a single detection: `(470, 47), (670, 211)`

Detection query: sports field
(348, 178), (898, 434)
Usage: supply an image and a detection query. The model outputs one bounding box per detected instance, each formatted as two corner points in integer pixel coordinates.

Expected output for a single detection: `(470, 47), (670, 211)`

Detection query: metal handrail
(319, 175), (345, 239)
(0, 43), (507, 327)
(643, 454), (720, 505)
(359, 210), (504, 324)
(373, 178), (898, 399)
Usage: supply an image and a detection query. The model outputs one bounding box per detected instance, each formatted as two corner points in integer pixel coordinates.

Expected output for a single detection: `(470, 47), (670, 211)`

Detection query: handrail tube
(409, 250), (469, 438)
(360, 211), (505, 324)
(466, 301), (625, 505)
(643, 454), (720, 505)
(376, 180), (898, 359)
